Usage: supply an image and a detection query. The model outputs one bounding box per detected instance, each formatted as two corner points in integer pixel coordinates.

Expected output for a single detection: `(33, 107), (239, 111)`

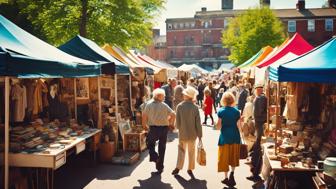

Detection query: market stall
(263, 36), (336, 189)
(128, 50), (167, 85)
(59, 36), (136, 158)
(0, 15), (102, 189)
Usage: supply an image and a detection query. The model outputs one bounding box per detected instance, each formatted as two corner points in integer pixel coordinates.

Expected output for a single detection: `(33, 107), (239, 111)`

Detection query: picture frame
(118, 120), (131, 140)
(76, 78), (89, 100)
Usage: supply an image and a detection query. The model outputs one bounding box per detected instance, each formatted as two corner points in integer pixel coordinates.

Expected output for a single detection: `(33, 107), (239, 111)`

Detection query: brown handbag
(239, 120), (248, 159)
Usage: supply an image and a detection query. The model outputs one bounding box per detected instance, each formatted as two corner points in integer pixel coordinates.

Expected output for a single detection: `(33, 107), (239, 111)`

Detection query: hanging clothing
(11, 84), (27, 122)
(33, 79), (48, 115)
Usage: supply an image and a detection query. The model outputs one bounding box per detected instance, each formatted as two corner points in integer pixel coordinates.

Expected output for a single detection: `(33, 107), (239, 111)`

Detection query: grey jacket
(175, 101), (202, 140)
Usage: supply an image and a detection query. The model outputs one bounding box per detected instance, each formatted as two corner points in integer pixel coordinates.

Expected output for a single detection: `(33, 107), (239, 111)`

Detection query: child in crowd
(203, 89), (214, 125)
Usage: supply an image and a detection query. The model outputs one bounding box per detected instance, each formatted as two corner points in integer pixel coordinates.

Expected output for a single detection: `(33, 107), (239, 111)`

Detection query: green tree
(222, 7), (285, 65)
(13, 0), (164, 49)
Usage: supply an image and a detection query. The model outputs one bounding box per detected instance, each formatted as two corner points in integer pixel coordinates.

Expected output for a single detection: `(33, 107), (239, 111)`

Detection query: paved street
(55, 111), (255, 189)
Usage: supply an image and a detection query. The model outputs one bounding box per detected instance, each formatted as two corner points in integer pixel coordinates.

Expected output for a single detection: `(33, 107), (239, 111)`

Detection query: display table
(8, 129), (101, 189)
(262, 143), (322, 189)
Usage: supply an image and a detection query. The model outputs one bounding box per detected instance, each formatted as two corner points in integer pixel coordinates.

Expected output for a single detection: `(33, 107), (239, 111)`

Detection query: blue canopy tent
(269, 37), (336, 83)
(0, 15), (101, 78)
(59, 35), (129, 75)
(0, 15), (104, 189)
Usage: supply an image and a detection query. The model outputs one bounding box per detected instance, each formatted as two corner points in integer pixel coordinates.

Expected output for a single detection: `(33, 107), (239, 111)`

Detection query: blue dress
(217, 106), (241, 145)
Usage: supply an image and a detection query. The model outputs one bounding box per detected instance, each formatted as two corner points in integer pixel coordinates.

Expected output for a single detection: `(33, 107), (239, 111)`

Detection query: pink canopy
(257, 33), (313, 68)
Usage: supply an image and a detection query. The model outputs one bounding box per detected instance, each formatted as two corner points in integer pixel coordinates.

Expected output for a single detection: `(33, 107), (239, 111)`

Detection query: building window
(204, 21), (209, 28)
(185, 22), (190, 28)
(308, 19), (315, 32)
(191, 22), (195, 28)
(179, 23), (184, 29)
(167, 24), (172, 30)
(174, 36), (177, 45)
(173, 23), (178, 29)
(170, 50), (174, 58)
(325, 19), (333, 31)
(224, 18), (229, 28)
(288, 20), (296, 33)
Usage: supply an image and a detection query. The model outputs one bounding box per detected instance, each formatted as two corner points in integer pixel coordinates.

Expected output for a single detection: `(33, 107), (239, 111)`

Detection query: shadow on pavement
(54, 150), (149, 189)
(133, 172), (173, 189)
(174, 175), (207, 189)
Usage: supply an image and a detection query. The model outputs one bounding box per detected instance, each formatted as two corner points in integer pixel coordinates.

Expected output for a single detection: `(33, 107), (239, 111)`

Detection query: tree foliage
(13, 0), (164, 49)
(222, 7), (286, 65)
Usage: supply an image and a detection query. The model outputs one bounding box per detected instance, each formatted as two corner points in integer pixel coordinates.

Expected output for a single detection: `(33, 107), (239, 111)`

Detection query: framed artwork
(76, 78), (89, 100)
(100, 77), (114, 88)
(118, 120), (131, 140)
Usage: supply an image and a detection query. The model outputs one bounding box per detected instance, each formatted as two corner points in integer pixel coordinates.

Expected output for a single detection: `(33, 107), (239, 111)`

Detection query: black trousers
(249, 121), (265, 177)
(146, 126), (169, 170)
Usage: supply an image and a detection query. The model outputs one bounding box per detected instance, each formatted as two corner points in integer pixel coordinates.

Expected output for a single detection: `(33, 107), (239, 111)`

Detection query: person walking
(203, 89), (214, 126)
(216, 92), (241, 188)
(237, 83), (249, 114)
(171, 87), (202, 177)
(173, 80), (184, 110)
(197, 80), (205, 107)
(210, 81), (218, 113)
(142, 88), (176, 173)
(247, 83), (267, 181)
(216, 88), (225, 108)
(161, 78), (177, 109)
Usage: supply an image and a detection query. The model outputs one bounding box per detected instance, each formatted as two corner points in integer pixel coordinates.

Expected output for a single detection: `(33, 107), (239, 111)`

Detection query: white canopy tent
(178, 64), (209, 77)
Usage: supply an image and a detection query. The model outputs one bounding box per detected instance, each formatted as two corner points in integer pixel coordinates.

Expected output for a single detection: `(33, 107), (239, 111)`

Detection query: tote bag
(197, 140), (206, 166)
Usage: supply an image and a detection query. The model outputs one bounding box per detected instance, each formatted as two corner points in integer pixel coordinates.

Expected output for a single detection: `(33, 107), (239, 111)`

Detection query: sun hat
(182, 86), (199, 99)
(254, 82), (264, 89)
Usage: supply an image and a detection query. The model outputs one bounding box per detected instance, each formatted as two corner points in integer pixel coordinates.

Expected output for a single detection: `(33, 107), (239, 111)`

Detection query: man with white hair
(172, 86), (202, 177)
(142, 88), (176, 173)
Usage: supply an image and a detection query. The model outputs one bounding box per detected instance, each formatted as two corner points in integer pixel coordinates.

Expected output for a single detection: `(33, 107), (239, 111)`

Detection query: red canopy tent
(257, 33), (313, 68)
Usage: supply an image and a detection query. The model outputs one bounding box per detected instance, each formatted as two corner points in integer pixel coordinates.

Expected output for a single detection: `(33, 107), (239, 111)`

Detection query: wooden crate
(123, 131), (147, 152)
(99, 142), (115, 162)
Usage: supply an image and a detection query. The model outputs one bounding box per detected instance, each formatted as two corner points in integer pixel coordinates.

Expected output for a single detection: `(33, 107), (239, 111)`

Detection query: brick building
(165, 0), (336, 68)
(145, 29), (167, 62)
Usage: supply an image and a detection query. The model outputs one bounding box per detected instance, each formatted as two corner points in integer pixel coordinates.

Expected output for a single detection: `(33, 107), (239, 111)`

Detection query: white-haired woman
(142, 88), (176, 173)
(217, 92), (241, 187)
(172, 87), (202, 177)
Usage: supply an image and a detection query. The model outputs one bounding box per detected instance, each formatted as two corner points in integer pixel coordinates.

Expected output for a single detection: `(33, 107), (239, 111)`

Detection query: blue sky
(155, 0), (327, 34)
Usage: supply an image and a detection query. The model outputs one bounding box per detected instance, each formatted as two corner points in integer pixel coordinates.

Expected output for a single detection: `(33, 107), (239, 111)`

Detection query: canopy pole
(114, 75), (119, 152)
(97, 77), (102, 129)
(275, 82), (281, 155)
(74, 79), (77, 120)
(4, 76), (9, 189)
(129, 75), (133, 114)
(266, 79), (270, 136)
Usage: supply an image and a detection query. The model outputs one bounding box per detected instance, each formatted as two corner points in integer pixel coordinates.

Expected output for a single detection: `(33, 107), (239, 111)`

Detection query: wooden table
(262, 143), (322, 189)
(8, 129), (101, 189)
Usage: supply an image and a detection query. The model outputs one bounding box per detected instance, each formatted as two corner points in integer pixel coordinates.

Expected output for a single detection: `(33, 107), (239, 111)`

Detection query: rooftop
(166, 8), (336, 22)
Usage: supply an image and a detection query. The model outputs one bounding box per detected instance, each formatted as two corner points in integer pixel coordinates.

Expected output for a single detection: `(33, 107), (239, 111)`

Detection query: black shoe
(229, 172), (236, 186)
(221, 178), (232, 187)
(187, 170), (195, 179)
(247, 175), (262, 182)
(171, 168), (179, 175)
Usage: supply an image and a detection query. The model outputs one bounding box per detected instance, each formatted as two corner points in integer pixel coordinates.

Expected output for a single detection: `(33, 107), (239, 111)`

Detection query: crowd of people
(141, 73), (268, 188)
